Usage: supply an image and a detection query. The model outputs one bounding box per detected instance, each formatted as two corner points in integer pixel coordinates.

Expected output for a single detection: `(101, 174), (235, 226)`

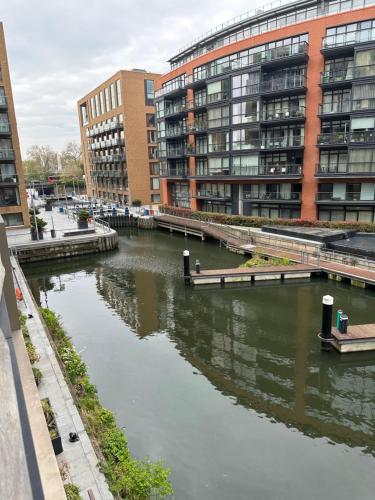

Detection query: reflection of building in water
(95, 266), (160, 337)
(166, 283), (375, 454)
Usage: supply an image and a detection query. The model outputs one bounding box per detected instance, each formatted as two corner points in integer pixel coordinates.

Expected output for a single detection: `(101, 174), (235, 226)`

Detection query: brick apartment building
(156, 0), (375, 222)
(78, 69), (161, 206)
(0, 23), (29, 226)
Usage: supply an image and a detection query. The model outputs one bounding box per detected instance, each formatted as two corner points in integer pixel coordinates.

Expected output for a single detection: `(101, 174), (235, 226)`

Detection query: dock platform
(331, 325), (375, 353)
(190, 264), (320, 285)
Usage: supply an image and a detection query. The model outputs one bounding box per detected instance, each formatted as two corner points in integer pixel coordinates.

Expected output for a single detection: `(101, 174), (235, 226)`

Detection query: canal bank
(22, 229), (375, 500)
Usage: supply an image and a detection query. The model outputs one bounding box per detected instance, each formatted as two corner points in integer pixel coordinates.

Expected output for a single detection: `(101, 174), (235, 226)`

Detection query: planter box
(45, 202), (53, 212)
(51, 433), (63, 455)
(30, 229), (44, 241)
(77, 220), (89, 229)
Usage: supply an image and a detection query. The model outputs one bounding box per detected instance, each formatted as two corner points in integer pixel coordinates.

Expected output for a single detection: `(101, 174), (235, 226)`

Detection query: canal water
(24, 229), (375, 500)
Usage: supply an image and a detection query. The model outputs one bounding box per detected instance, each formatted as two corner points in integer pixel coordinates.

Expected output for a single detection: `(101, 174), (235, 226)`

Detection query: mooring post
(195, 259), (201, 274)
(321, 295), (334, 351)
(183, 250), (190, 286)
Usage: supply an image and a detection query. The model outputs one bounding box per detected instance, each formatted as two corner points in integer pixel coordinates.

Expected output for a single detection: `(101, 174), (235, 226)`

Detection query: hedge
(161, 205), (375, 233)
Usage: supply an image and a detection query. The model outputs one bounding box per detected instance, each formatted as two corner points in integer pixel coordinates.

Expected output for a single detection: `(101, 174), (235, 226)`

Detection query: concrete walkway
(13, 258), (113, 500)
(6, 208), (108, 248)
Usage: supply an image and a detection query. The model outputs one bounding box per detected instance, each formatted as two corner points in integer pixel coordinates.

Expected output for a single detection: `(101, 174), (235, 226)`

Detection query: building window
(80, 103), (88, 125)
(151, 177), (160, 190)
(151, 194), (161, 203)
(232, 71), (260, 98)
(0, 186), (20, 206)
(208, 131), (229, 153)
(232, 100), (259, 124)
(110, 83), (116, 109)
(232, 154), (259, 175)
(147, 130), (156, 143)
(95, 94), (100, 116)
(232, 128), (260, 150)
(100, 91), (105, 114)
(149, 147), (157, 159)
(150, 163), (159, 175)
(1, 212), (23, 226)
(322, 89), (351, 114)
(116, 79), (122, 106)
(105, 87), (110, 111)
(208, 106), (229, 128)
(145, 80), (155, 106)
(353, 83), (375, 111)
(90, 97), (96, 119)
(207, 79), (229, 103)
(146, 113), (155, 127)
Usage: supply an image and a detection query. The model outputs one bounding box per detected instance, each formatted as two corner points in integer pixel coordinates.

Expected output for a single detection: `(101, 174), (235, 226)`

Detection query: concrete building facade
(78, 69), (161, 206)
(0, 23), (29, 226)
(156, 0), (375, 222)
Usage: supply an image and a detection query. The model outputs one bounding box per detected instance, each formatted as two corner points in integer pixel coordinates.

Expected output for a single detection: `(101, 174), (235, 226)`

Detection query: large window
(105, 87), (110, 111)
(197, 183), (231, 199)
(151, 177), (160, 190)
(146, 113), (155, 127)
(145, 79), (155, 106)
(262, 96), (305, 120)
(232, 128), (260, 150)
(90, 97), (96, 119)
(232, 100), (259, 124)
(232, 154), (259, 175)
(322, 89), (351, 114)
(110, 83), (116, 109)
(207, 80), (229, 103)
(324, 20), (375, 47)
(2, 212), (23, 226)
(261, 126), (304, 148)
(320, 150), (348, 173)
(0, 186), (20, 206)
(80, 103), (88, 125)
(232, 71), (260, 98)
(208, 106), (229, 128)
(208, 131), (229, 152)
(352, 83), (375, 110)
(355, 49), (375, 76)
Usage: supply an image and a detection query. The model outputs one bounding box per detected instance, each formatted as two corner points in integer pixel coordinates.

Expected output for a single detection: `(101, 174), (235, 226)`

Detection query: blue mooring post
(183, 250), (190, 286)
(321, 295), (334, 351)
(195, 259), (201, 274)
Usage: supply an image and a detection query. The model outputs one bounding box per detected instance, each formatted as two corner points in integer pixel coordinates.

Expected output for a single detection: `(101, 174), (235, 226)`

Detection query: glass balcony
(194, 190), (231, 200)
(187, 144), (208, 155)
(317, 132), (348, 146)
(160, 166), (189, 177)
(165, 147), (187, 158)
(350, 130), (375, 143)
(207, 91), (229, 104)
(243, 191), (301, 201)
(232, 164), (302, 176)
(0, 149), (15, 160)
(316, 192), (371, 201)
(260, 76), (306, 94)
(188, 120), (207, 133)
(318, 102), (351, 115)
(261, 136), (304, 149)
(320, 68), (353, 84)
(208, 143), (230, 153)
(164, 103), (188, 117)
(316, 163), (375, 175)
(196, 167), (229, 176)
(352, 98), (375, 111)
(155, 76), (191, 98)
(165, 125), (188, 138)
(322, 29), (375, 49)
(261, 107), (305, 121)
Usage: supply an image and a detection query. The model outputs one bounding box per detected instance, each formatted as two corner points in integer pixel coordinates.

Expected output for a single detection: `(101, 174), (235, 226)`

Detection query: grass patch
(19, 312), (40, 365)
(64, 483), (81, 500)
(240, 254), (293, 268)
(39, 307), (173, 500)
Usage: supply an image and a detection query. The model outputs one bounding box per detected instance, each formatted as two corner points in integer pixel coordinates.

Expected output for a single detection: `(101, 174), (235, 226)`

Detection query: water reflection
(25, 234), (375, 457)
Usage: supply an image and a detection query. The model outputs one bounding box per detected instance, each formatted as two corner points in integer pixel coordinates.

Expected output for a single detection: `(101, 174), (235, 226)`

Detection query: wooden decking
(191, 264), (319, 285)
(331, 325), (375, 353)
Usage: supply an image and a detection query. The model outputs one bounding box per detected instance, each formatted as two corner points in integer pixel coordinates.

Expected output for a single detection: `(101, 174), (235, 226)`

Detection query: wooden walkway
(331, 325), (375, 353)
(157, 214), (375, 287)
(191, 264), (319, 285)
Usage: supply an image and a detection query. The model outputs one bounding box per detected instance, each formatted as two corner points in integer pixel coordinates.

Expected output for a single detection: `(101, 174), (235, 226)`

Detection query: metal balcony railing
(232, 164), (302, 176)
(261, 107), (305, 121)
(207, 91), (229, 104)
(316, 192), (371, 201)
(261, 76), (306, 93)
(317, 132), (348, 145)
(350, 130), (375, 143)
(160, 167), (189, 177)
(243, 191), (301, 201)
(322, 29), (375, 48)
(261, 136), (304, 148)
(315, 162), (375, 175)
(193, 190), (231, 200)
(318, 102), (351, 115)
(0, 149), (15, 160)
(0, 174), (18, 183)
(165, 104), (188, 117)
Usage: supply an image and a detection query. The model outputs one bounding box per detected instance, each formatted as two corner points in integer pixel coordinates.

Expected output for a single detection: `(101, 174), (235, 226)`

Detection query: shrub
(39, 307), (172, 499)
(19, 312), (40, 364)
(161, 205), (375, 233)
(240, 255), (292, 268)
(32, 367), (43, 386)
(64, 483), (81, 500)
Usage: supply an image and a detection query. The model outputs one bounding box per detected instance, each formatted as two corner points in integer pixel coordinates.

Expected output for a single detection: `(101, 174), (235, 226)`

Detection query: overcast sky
(1, 0), (264, 157)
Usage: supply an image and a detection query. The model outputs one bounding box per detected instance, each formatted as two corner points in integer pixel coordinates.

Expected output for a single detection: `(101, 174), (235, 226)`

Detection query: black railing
(316, 163), (375, 175)
(243, 191), (301, 201)
(261, 107), (305, 121)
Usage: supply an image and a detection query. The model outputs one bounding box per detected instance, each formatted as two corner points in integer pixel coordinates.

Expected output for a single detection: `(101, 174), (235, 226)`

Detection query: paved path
(13, 258), (113, 500)
(191, 263), (318, 277)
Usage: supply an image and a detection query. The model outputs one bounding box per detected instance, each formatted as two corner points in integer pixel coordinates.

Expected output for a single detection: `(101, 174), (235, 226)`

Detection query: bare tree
(60, 141), (83, 179)
(26, 144), (58, 180)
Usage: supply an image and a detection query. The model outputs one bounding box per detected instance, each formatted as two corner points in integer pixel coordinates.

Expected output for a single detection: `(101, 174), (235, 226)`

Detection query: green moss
(39, 307), (172, 499)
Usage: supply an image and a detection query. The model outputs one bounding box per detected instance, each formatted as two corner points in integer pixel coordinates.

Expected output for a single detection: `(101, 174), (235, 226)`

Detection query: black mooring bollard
(321, 294), (333, 351)
(183, 250), (190, 286)
(195, 259), (201, 274)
